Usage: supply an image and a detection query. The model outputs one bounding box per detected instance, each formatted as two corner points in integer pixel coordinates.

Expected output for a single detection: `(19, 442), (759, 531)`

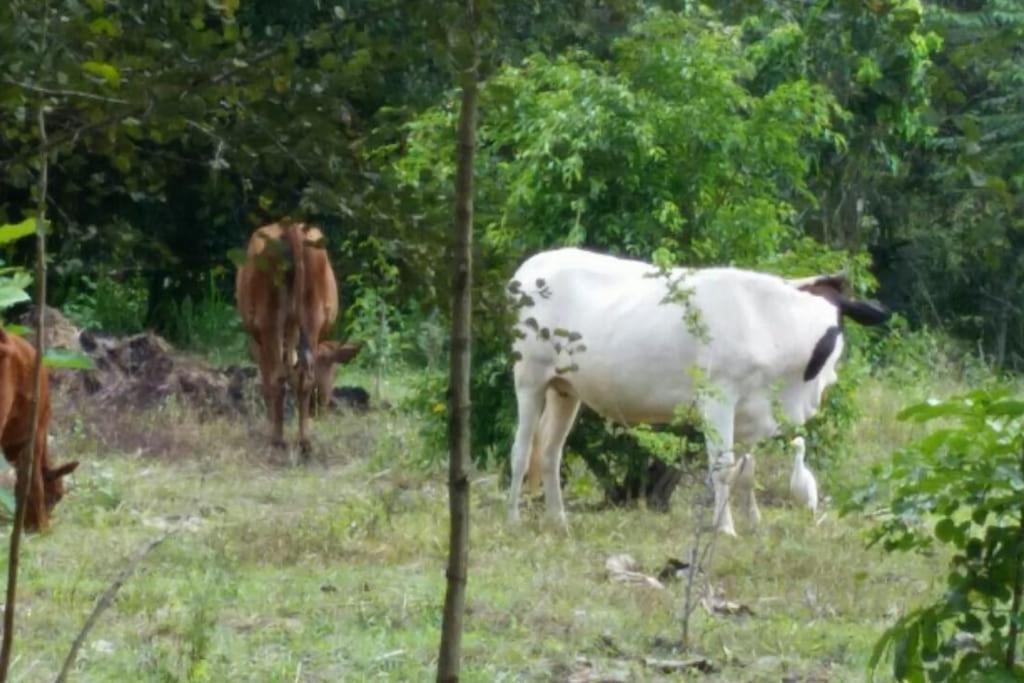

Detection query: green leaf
(987, 400), (1024, 417)
(961, 613), (983, 633)
(0, 282), (31, 311)
(82, 60), (121, 88)
(893, 622), (922, 681)
(0, 217), (37, 244)
(935, 518), (957, 543)
(43, 349), (94, 370)
(899, 399), (971, 422)
(88, 17), (121, 37)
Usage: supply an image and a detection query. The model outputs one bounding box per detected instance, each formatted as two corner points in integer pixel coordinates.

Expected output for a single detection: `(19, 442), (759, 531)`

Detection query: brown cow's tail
(282, 223), (314, 372)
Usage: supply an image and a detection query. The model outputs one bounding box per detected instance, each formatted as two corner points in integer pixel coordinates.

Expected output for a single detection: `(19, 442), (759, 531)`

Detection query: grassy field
(0, 367), (962, 682)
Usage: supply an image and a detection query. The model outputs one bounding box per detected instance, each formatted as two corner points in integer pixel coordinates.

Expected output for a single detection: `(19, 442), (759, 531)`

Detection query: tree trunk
(437, 2), (478, 681)
(0, 107), (50, 683)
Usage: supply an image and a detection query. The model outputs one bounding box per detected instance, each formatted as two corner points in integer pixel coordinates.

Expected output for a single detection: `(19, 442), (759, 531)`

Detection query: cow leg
(257, 335), (286, 448)
(700, 397), (737, 537)
(508, 381), (546, 523)
(296, 372), (313, 457)
(737, 453), (761, 526)
(536, 388), (580, 530)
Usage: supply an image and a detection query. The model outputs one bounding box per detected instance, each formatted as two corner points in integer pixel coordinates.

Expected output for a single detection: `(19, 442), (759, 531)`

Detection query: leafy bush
(851, 389), (1024, 681)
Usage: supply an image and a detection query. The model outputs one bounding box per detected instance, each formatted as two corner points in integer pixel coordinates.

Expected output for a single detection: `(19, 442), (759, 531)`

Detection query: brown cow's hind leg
(296, 374), (313, 458)
(257, 334), (287, 449)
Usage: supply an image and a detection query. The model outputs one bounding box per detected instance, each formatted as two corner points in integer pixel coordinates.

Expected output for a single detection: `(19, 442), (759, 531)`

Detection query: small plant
(164, 271), (245, 365)
(64, 273), (148, 333)
(853, 389), (1024, 681)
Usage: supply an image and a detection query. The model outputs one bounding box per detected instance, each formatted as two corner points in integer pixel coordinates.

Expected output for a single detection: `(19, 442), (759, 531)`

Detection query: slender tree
(0, 107), (50, 683)
(436, 0), (479, 680)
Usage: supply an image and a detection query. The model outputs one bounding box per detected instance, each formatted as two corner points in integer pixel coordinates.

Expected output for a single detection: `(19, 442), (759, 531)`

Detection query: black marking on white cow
(804, 325), (842, 381)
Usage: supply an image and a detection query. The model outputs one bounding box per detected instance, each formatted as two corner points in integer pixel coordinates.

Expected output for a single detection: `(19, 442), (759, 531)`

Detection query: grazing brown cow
(0, 329), (78, 531)
(235, 222), (360, 452)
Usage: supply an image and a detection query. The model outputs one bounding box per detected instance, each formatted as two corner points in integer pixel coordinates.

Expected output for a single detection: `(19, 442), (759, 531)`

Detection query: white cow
(507, 248), (888, 535)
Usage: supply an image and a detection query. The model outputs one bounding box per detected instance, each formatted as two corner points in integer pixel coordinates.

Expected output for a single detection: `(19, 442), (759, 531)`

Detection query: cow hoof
(717, 524), (738, 538)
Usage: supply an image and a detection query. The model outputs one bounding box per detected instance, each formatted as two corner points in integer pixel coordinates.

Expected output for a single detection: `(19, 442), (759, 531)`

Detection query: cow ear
(320, 342), (361, 364)
(333, 343), (361, 364)
(44, 461), (79, 481)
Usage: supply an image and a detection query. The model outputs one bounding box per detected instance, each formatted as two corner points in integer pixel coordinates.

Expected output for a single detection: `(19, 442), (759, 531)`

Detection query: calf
(0, 330), (78, 531)
(508, 248), (888, 535)
(235, 222), (360, 452)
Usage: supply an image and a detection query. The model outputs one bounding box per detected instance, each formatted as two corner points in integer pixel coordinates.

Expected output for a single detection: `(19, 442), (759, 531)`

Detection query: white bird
(789, 436), (818, 515)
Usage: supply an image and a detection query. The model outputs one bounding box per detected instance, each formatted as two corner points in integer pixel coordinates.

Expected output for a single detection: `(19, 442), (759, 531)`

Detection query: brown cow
(0, 329), (78, 531)
(235, 222), (360, 452)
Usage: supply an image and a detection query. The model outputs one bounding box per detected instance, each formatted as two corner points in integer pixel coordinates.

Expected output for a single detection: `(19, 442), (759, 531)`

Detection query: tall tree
(437, 0), (478, 680)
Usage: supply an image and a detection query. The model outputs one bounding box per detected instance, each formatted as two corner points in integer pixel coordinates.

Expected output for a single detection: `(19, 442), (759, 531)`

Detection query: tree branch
(2, 79), (130, 105)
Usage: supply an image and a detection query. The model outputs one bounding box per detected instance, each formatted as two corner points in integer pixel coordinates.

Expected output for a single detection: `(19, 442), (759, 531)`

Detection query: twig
(54, 531), (175, 683)
(2, 79), (130, 105)
(680, 476), (722, 651)
(0, 104), (50, 683)
(436, 3), (478, 680)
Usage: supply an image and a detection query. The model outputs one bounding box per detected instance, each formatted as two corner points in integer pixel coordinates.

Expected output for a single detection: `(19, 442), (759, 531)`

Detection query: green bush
(851, 389), (1024, 681)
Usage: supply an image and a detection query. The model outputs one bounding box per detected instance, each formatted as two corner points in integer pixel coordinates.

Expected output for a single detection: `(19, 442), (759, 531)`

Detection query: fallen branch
(643, 656), (714, 674)
(54, 531), (175, 683)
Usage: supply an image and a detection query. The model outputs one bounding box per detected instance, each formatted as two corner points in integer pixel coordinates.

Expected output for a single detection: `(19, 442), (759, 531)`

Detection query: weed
(163, 273), (246, 366)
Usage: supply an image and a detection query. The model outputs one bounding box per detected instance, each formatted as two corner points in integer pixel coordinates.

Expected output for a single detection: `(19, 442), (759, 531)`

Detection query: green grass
(0, 372), (959, 682)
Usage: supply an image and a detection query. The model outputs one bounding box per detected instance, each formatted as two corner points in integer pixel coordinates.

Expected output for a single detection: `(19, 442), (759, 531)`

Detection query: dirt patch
(53, 330), (245, 415)
(17, 305), (81, 351)
(19, 312), (372, 457)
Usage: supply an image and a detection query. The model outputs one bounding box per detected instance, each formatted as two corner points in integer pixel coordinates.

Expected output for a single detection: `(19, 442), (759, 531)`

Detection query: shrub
(163, 272), (245, 365)
(64, 273), (148, 334)
(851, 389), (1024, 681)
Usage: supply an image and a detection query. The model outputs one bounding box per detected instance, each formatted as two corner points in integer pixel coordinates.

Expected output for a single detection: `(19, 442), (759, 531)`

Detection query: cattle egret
(789, 436), (818, 514)
(506, 248), (888, 534)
